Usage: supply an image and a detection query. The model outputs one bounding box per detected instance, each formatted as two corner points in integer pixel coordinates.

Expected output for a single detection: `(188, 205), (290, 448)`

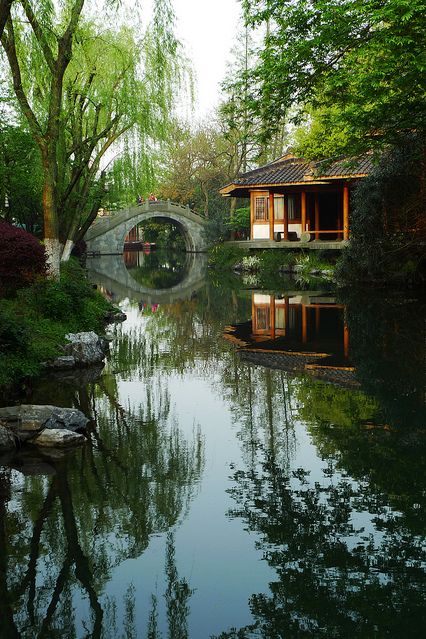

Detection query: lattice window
(274, 196), (284, 220)
(256, 307), (270, 331)
(255, 196), (269, 221)
(288, 195), (301, 220)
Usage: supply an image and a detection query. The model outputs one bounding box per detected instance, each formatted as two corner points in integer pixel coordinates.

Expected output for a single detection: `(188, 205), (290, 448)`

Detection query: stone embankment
(47, 330), (111, 370)
(0, 405), (89, 451)
(0, 328), (124, 452)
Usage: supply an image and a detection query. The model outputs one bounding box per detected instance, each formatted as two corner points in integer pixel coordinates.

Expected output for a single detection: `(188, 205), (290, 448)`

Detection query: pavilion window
(275, 306), (286, 330)
(274, 195), (284, 220)
(288, 195), (301, 221)
(255, 196), (269, 221)
(256, 307), (270, 330)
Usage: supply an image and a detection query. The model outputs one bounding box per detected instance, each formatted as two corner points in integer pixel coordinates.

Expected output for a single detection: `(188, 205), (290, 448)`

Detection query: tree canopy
(0, 0), (185, 274)
(242, 0), (426, 155)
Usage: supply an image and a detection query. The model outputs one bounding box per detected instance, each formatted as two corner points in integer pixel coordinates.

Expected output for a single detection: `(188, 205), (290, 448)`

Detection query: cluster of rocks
(0, 405), (89, 451)
(233, 260), (333, 279)
(48, 331), (110, 370)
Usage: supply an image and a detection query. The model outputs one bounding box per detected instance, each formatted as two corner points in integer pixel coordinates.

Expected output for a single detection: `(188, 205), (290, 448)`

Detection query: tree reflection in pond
(126, 250), (190, 290)
(0, 378), (203, 638)
(2, 270), (426, 637)
(220, 444), (426, 638)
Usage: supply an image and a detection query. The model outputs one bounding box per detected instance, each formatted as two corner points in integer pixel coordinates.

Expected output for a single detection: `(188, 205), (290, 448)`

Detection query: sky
(169, 0), (242, 118)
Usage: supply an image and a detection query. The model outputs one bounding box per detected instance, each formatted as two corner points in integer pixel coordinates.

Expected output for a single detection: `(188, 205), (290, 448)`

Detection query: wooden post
(315, 307), (320, 334)
(343, 184), (349, 240)
(252, 294), (256, 335)
(270, 296), (276, 339)
(344, 322), (349, 359)
(283, 194), (289, 240)
(302, 304), (308, 344)
(314, 193), (320, 240)
(269, 192), (274, 240)
(285, 296), (289, 336)
(301, 191), (307, 233)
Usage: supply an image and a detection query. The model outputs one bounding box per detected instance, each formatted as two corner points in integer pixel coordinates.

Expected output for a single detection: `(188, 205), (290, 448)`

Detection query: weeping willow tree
(0, 0), (185, 274)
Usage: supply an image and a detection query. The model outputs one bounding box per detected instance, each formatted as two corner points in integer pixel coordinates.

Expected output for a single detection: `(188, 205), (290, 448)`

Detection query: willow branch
(1, 17), (44, 149)
(0, 0), (12, 40)
(20, 0), (55, 72)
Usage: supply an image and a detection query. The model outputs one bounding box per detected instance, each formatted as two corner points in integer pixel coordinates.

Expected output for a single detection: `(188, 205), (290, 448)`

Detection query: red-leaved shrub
(0, 221), (47, 296)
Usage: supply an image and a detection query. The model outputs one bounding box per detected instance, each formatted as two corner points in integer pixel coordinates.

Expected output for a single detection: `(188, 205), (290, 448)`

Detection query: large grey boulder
(64, 331), (109, 366)
(0, 405), (89, 445)
(0, 425), (16, 451)
(33, 428), (85, 448)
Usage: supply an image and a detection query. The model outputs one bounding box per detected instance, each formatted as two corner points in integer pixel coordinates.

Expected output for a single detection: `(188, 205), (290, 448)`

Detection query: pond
(1, 251), (426, 638)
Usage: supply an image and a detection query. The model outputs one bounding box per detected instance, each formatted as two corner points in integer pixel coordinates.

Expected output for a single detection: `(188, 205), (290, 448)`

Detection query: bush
(208, 244), (247, 269)
(0, 220), (46, 296)
(336, 135), (426, 286)
(227, 207), (250, 235)
(0, 258), (112, 389)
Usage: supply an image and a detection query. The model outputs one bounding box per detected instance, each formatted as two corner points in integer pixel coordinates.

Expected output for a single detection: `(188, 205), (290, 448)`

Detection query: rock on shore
(48, 331), (109, 370)
(0, 405), (88, 450)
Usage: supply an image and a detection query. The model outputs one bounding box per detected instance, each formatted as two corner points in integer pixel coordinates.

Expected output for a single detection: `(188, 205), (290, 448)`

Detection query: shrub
(227, 207), (250, 235)
(241, 255), (261, 271)
(336, 134), (426, 286)
(208, 244), (247, 269)
(0, 258), (112, 389)
(0, 220), (46, 296)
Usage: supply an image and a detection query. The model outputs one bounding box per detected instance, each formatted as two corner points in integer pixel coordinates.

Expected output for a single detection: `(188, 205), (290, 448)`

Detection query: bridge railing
(86, 199), (207, 241)
(135, 199), (207, 219)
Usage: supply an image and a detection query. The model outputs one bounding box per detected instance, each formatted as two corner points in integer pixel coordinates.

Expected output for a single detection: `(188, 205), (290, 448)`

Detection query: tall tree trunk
(0, 0), (12, 40)
(42, 152), (61, 277)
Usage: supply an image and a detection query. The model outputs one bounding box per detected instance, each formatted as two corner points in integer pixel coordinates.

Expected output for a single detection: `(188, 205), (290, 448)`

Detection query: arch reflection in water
(124, 250), (189, 289)
(87, 251), (207, 306)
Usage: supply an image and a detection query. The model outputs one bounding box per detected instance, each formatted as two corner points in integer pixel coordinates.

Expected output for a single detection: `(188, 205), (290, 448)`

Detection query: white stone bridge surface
(84, 200), (208, 254)
(86, 253), (207, 305)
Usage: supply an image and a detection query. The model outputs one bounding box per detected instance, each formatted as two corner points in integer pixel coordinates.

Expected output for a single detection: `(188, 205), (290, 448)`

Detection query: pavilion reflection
(224, 292), (357, 388)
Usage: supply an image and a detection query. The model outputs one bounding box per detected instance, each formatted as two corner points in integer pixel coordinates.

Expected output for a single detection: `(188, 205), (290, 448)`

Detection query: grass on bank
(208, 244), (336, 288)
(0, 259), (112, 389)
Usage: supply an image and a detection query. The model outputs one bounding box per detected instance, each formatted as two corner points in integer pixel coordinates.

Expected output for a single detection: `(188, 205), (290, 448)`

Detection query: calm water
(1, 251), (426, 638)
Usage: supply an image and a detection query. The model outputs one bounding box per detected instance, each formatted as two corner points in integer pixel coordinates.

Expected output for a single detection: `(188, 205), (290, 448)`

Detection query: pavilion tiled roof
(314, 155), (374, 178)
(221, 153), (374, 192)
(233, 156), (311, 186)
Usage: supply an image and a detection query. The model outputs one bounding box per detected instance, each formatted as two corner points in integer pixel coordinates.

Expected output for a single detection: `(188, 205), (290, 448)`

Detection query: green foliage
(227, 206), (250, 232)
(0, 124), (43, 233)
(203, 209), (230, 245)
(336, 135), (426, 285)
(0, 259), (112, 388)
(292, 107), (352, 160)
(243, 0), (426, 155)
(208, 244), (248, 269)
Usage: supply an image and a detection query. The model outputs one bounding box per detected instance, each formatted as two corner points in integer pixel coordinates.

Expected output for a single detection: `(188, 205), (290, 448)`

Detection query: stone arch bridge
(84, 200), (208, 254)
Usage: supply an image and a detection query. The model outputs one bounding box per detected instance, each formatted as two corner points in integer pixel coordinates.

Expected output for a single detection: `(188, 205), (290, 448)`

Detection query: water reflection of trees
(215, 356), (426, 637)
(0, 378), (203, 637)
(342, 292), (426, 428)
(295, 377), (426, 535)
(218, 446), (426, 638)
(126, 251), (189, 289)
(108, 283), (253, 378)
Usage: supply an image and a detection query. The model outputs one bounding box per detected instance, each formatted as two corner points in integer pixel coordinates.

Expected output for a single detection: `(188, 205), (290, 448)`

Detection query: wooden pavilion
(220, 154), (373, 246)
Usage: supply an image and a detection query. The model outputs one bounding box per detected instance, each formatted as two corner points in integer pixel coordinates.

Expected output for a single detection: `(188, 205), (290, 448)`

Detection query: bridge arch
(84, 201), (208, 254)
(87, 252), (207, 305)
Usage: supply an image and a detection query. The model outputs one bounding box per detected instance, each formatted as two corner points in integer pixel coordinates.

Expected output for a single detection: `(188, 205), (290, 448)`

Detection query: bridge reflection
(87, 251), (206, 305)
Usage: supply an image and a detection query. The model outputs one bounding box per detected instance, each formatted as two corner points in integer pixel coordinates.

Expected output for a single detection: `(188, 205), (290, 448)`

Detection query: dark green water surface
(1, 252), (426, 638)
